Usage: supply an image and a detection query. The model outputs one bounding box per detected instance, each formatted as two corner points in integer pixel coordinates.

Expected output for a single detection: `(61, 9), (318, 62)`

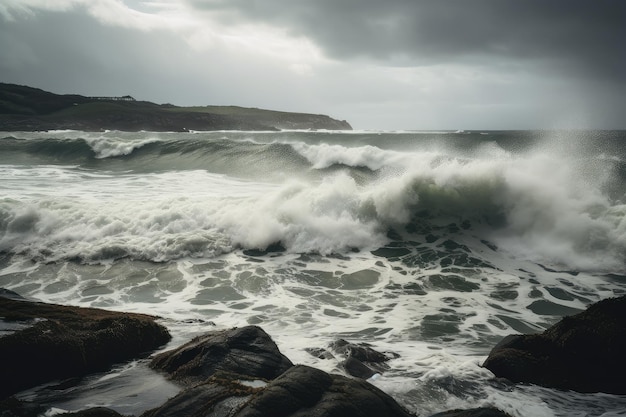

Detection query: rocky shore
(483, 294), (626, 394)
(0, 289), (171, 399)
(3, 288), (624, 417)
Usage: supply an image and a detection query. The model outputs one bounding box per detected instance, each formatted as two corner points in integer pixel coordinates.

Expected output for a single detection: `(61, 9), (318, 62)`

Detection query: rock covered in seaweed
(483, 295), (626, 394)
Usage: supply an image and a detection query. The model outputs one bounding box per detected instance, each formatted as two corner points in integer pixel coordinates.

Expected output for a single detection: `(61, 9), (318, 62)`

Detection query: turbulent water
(2, 129), (626, 416)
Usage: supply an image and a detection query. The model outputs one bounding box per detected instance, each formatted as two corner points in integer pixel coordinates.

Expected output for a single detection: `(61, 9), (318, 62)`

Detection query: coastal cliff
(0, 83), (352, 132)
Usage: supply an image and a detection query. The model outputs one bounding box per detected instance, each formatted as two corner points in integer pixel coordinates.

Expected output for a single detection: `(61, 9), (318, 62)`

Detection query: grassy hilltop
(0, 83), (352, 132)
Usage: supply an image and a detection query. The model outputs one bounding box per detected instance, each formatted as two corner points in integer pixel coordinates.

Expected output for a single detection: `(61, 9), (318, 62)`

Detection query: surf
(2, 130), (626, 416)
(1, 130), (626, 273)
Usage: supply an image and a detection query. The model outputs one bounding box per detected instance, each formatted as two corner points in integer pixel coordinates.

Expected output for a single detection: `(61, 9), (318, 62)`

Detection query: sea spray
(2, 130), (626, 416)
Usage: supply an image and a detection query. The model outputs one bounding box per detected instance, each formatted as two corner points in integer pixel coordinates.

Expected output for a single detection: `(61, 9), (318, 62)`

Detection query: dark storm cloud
(0, 9), (212, 102)
(2, 0), (624, 129)
(0, 6), (332, 112)
(188, 0), (626, 82)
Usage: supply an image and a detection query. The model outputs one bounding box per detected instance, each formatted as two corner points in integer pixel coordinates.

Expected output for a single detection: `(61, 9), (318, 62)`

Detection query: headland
(0, 83), (352, 132)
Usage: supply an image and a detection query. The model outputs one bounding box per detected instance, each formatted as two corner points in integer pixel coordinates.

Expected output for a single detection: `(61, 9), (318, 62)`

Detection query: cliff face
(0, 83), (352, 132)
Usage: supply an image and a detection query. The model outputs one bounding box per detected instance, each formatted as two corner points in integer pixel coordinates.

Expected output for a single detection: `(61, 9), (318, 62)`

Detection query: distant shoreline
(0, 83), (352, 132)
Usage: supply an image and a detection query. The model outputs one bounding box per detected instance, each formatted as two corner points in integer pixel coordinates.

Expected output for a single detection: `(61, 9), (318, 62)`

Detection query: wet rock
(304, 347), (335, 360)
(429, 408), (513, 417)
(330, 339), (391, 363)
(330, 339), (396, 379)
(150, 326), (294, 386)
(0, 397), (45, 417)
(342, 356), (377, 379)
(142, 365), (415, 417)
(0, 289), (26, 301)
(141, 372), (258, 417)
(483, 295), (626, 394)
(237, 365), (413, 417)
(62, 407), (127, 417)
(0, 295), (171, 399)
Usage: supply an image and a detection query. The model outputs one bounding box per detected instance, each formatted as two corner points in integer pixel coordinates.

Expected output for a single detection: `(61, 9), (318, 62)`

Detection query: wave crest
(2, 132), (626, 272)
(84, 136), (162, 159)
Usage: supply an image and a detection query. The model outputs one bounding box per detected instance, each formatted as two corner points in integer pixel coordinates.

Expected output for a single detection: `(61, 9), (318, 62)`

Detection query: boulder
(0, 397), (45, 417)
(0, 399), (127, 417)
(429, 408), (513, 417)
(483, 295), (626, 393)
(142, 365), (415, 417)
(150, 326), (293, 386)
(62, 408), (127, 417)
(329, 339), (397, 379)
(0, 289), (26, 301)
(342, 356), (378, 379)
(141, 372), (258, 417)
(0, 295), (171, 399)
(149, 330), (415, 416)
(330, 339), (391, 363)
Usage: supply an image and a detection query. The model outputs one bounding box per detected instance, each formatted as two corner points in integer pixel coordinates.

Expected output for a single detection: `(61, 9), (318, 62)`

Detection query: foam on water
(83, 136), (163, 158)
(3, 244), (624, 415)
(290, 141), (413, 170)
(2, 145), (625, 270)
(2, 130), (626, 416)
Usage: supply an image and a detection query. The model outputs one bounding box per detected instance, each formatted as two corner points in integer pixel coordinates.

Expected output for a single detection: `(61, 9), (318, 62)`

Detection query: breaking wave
(1, 129), (626, 272)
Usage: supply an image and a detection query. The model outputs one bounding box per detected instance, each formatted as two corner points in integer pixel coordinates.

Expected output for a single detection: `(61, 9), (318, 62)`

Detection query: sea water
(1, 130), (626, 416)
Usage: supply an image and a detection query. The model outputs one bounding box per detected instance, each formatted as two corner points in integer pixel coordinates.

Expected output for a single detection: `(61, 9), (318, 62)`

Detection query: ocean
(1, 129), (626, 416)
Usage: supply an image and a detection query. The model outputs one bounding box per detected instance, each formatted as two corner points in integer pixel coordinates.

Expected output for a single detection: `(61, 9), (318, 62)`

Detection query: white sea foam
(291, 142), (412, 170)
(2, 131), (626, 416)
(1, 138), (626, 272)
(83, 136), (162, 158)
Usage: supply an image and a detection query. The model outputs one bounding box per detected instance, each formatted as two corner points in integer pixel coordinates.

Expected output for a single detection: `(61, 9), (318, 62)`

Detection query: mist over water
(1, 130), (626, 416)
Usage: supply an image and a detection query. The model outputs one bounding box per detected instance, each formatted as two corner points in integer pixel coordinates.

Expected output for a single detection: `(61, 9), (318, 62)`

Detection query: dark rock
(61, 407), (127, 417)
(304, 347), (335, 360)
(0, 398), (45, 417)
(0, 296), (171, 399)
(236, 365), (413, 417)
(340, 356), (376, 379)
(329, 339), (395, 379)
(0, 400), (126, 417)
(150, 326), (294, 386)
(483, 295), (626, 394)
(0, 289), (26, 300)
(429, 408), (513, 417)
(141, 372), (258, 417)
(330, 339), (390, 363)
(242, 243), (286, 257)
(142, 365), (415, 417)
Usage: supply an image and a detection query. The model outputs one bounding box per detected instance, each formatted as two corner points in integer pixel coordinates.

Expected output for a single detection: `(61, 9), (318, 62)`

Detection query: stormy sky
(1, 0), (624, 130)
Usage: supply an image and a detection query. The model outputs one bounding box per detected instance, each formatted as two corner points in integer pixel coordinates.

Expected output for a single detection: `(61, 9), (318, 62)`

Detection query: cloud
(1, 0), (624, 129)
(185, 0), (626, 82)
(0, 4), (329, 114)
(179, 0), (626, 129)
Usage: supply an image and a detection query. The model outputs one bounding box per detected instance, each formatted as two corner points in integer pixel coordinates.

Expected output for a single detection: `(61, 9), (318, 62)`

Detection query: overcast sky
(1, 0), (625, 130)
